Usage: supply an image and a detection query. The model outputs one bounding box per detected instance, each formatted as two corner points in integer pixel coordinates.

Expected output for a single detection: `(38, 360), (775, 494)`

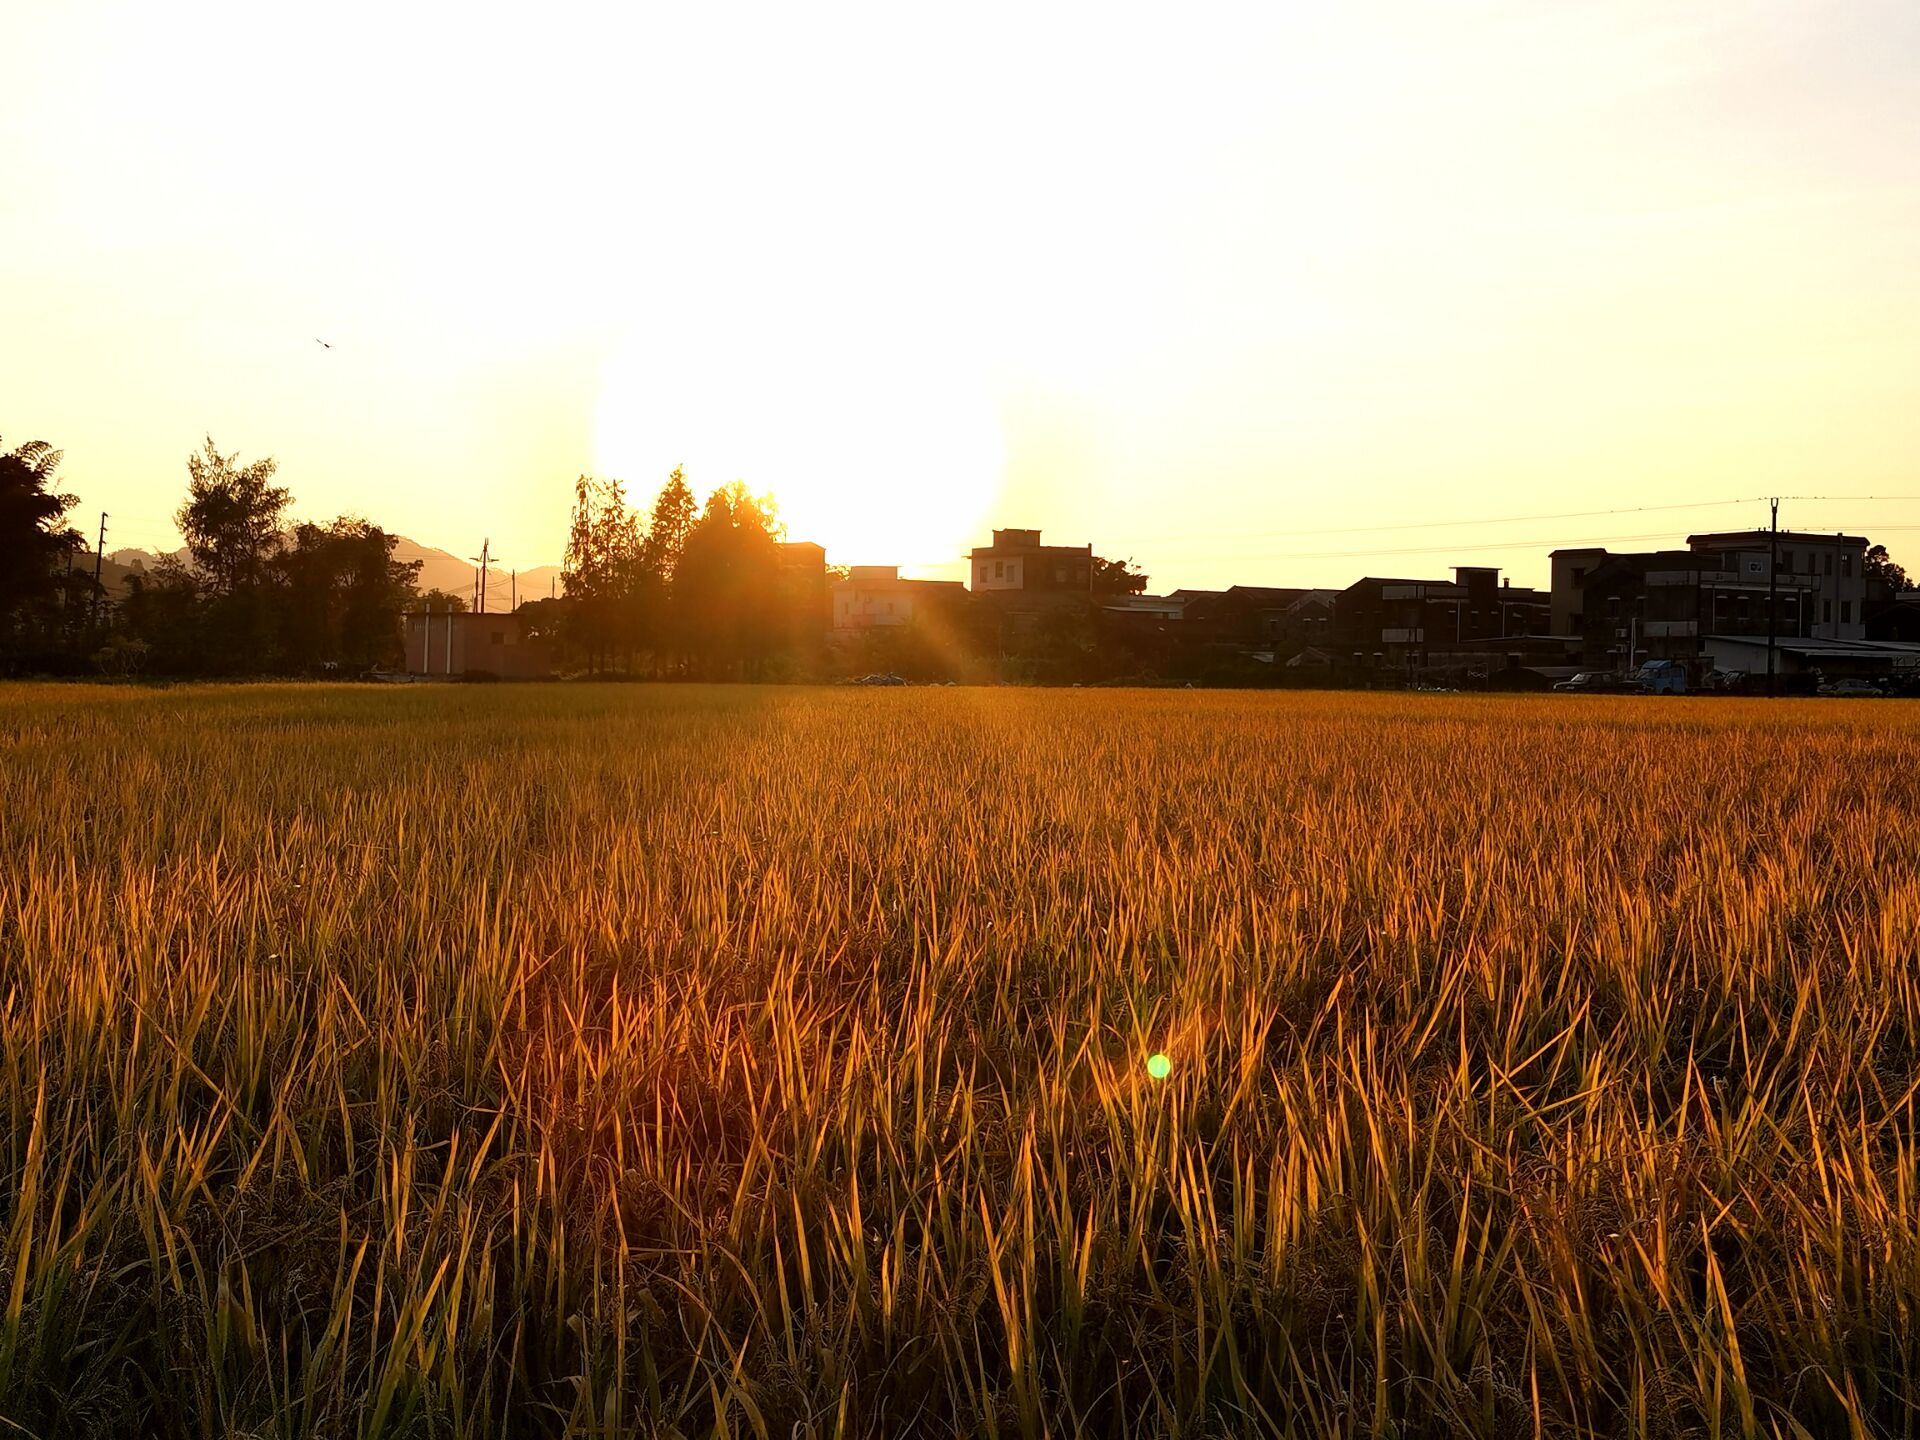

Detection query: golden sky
(5, 1), (1918, 591)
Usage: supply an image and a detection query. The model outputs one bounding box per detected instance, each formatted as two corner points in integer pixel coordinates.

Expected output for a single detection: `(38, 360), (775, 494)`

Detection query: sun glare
(595, 310), (1004, 575)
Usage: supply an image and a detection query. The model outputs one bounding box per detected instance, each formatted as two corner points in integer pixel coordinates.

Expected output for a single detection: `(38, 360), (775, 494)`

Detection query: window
(1572, 567), (1587, 584)
(1055, 565), (1067, 583)
(1780, 550), (1794, 573)
(994, 561), (1004, 579)
(1842, 552), (1854, 578)
(1842, 600), (1853, 624)
(1825, 553), (1834, 576)
(976, 565), (986, 583)
(1824, 600), (1833, 623)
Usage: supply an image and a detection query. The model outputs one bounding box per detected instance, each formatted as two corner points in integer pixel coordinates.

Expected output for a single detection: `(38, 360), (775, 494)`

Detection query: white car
(1817, 678), (1882, 698)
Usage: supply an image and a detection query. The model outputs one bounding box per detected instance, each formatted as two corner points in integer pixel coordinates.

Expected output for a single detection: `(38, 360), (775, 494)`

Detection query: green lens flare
(1146, 1053), (1172, 1080)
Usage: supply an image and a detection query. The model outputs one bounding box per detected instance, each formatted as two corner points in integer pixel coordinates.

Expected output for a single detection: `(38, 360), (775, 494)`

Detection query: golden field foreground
(4, 684), (1920, 1439)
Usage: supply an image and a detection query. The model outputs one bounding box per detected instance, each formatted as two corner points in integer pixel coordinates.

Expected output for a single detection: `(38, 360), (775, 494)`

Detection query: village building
(831, 566), (967, 632)
(968, 529), (1092, 602)
(403, 609), (554, 679)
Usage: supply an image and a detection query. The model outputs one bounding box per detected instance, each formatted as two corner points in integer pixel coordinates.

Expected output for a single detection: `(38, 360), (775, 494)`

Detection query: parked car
(1630, 659), (1688, 695)
(845, 672), (909, 687)
(1553, 672), (1648, 694)
(1817, 677), (1883, 698)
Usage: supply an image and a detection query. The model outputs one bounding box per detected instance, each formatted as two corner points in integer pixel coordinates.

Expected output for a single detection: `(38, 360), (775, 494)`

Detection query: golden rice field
(4, 682), (1920, 1438)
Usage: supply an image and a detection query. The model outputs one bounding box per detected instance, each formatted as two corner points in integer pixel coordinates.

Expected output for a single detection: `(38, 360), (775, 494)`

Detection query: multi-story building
(1550, 531), (1868, 670)
(1687, 531), (1867, 640)
(1334, 567), (1548, 671)
(831, 566), (967, 631)
(1161, 586), (1338, 660)
(968, 529), (1092, 600)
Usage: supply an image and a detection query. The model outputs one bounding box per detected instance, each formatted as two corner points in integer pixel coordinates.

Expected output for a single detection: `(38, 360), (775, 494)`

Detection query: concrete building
(1551, 531), (1870, 670)
(776, 540), (831, 640)
(831, 566), (967, 631)
(1688, 531), (1868, 640)
(403, 610), (554, 679)
(969, 529), (1092, 599)
(1157, 586), (1338, 661)
(1334, 568), (1548, 671)
(1869, 591), (1920, 643)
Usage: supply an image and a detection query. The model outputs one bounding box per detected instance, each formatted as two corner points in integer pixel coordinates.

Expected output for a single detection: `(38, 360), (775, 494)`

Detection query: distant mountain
(390, 538), (564, 612)
(94, 538), (561, 612)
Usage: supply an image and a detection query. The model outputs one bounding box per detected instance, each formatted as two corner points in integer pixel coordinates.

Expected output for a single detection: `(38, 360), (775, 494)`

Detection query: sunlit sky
(6, 1), (1918, 591)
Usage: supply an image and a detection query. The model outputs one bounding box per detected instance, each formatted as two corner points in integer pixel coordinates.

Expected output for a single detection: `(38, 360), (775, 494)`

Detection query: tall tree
(675, 482), (786, 677)
(177, 437), (290, 595)
(563, 475), (645, 672)
(0, 436), (86, 658)
(640, 468), (698, 671)
(173, 438), (289, 672)
(642, 467), (697, 579)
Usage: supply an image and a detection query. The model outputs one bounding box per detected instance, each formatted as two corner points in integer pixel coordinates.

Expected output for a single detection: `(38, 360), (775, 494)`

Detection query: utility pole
(510, 569), (516, 612)
(1767, 496), (1779, 697)
(91, 513), (107, 630)
(469, 539), (495, 613)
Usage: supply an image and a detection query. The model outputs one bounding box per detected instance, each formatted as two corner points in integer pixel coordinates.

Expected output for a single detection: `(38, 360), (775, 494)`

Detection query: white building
(831, 566), (967, 631)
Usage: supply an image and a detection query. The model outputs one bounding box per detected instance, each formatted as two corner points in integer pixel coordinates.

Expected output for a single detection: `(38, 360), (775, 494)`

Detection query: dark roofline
(1688, 530), (1869, 546)
(968, 540), (1093, 557)
(832, 576), (966, 593)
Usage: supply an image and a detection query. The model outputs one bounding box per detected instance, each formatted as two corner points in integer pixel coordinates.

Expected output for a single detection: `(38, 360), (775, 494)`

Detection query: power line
(1151, 527), (1727, 564)
(1227, 495), (1771, 541)
(1142, 496), (1920, 565)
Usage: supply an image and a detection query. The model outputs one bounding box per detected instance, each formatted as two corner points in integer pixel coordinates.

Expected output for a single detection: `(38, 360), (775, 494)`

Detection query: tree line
(5, 426), (1169, 684)
(537, 470), (828, 680)
(0, 433), (843, 680)
(3, 435), (423, 676)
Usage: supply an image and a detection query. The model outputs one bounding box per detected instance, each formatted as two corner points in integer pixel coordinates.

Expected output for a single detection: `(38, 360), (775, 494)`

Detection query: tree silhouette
(272, 518), (423, 671)
(0, 436), (86, 662)
(1091, 554), (1149, 595)
(178, 437), (289, 596)
(1865, 544), (1911, 593)
(170, 438), (289, 672)
(563, 475), (646, 673)
(675, 482), (786, 678)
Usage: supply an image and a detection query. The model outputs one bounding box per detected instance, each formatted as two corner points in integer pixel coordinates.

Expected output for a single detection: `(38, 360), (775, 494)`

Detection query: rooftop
(1688, 530), (1869, 548)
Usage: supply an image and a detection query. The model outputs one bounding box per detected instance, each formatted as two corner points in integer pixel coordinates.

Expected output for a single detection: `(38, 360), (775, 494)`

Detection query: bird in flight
(315, 338), (331, 348)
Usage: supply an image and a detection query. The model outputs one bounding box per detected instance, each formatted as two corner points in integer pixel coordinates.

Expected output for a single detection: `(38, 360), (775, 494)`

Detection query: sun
(595, 308), (1004, 574)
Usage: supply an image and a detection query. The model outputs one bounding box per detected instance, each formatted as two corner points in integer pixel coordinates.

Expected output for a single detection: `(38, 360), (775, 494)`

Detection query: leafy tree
(172, 438), (289, 672)
(563, 475), (647, 672)
(414, 587), (469, 613)
(1865, 544), (1911, 593)
(642, 467), (697, 580)
(272, 518), (422, 671)
(178, 437), (289, 595)
(0, 436), (89, 659)
(675, 482), (786, 678)
(117, 562), (209, 675)
(1091, 554), (1149, 595)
